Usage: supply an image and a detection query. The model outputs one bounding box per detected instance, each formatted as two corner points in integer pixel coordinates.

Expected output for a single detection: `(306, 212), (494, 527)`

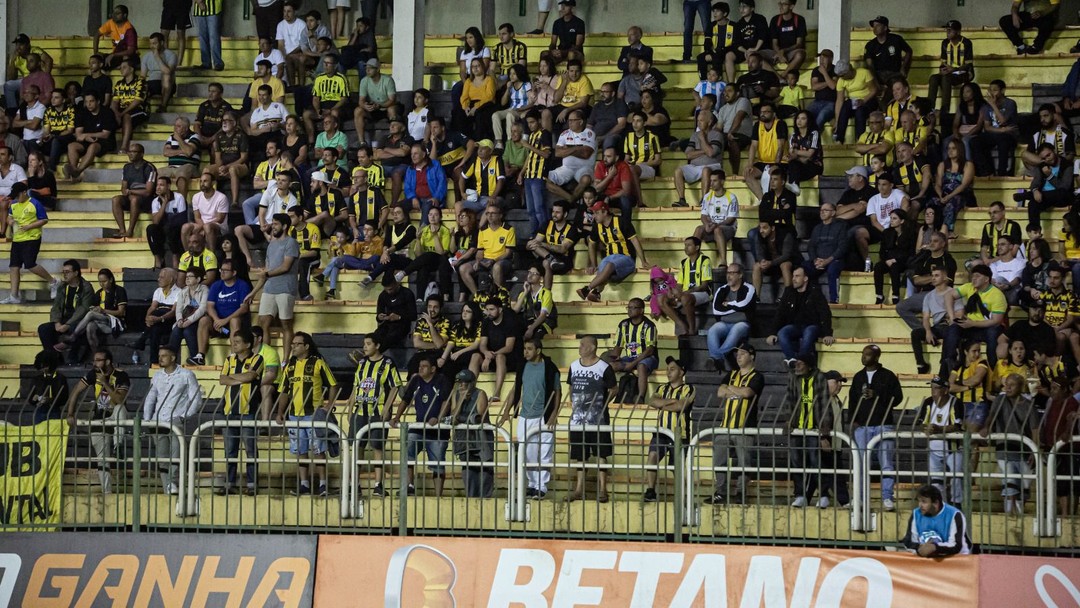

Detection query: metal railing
(1044, 436), (1080, 535)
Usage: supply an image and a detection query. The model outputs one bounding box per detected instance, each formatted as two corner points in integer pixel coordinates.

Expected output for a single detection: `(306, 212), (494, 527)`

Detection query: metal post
(673, 432), (683, 539)
(962, 430), (973, 516)
(132, 412), (141, 531)
(398, 422), (409, 536)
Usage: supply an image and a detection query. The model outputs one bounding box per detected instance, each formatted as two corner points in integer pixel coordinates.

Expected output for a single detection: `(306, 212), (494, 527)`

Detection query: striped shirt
(506, 81), (532, 109)
(523, 129), (553, 180)
(112, 76), (147, 111)
(694, 80), (727, 100)
(656, 382), (695, 443)
(464, 156), (505, 197)
(192, 0), (222, 16)
(311, 190), (344, 218)
(492, 40), (528, 76)
(721, 369), (763, 428)
(954, 359), (989, 404)
(542, 220), (577, 249)
(222, 352), (265, 416)
(279, 356), (337, 416)
(313, 73), (350, 103)
(590, 214), (637, 258)
(353, 162), (385, 189)
(352, 355), (402, 417)
(349, 188), (387, 226)
(615, 318), (657, 359)
(291, 222), (322, 255)
(678, 254), (713, 291)
(623, 129), (660, 165)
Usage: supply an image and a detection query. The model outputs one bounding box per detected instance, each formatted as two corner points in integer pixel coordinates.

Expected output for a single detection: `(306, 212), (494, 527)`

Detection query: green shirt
(315, 130), (349, 169)
(520, 362), (558, 419)
(502, 139), (528, 169)
(358, 74), (397, 105)
(418, 224), (452, 253)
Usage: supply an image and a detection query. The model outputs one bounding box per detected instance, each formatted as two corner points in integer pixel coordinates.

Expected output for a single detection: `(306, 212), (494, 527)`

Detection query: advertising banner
(0, 420), (67, 530)
(979, 554), (1080, 608)
(0, 533), (316, 607)
(315, 536), (980, 607)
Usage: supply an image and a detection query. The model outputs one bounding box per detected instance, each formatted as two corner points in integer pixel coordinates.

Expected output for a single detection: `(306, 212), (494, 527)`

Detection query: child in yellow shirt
(777, 71), (805, 119)
(315, 223), (384, 299)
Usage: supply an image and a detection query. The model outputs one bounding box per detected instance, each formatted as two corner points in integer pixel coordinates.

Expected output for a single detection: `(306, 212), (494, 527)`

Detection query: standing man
(390, 356), (452, 497)
(849, 344), (904, 511)
(901, 484), (972, 556)
(643, 356), (695, 502)
(785, 356), (830, 508)
(160, 0), (191, 67)
(216, 329), (264, 495)
(682, 0), (712, 64)
(143, 345), (203, 495)
(2, 183), (56, 305)
(64, 348), (130, 494)
(194, 0), (225, 72)
(564, 336), (617, 503)
(247, 214), (299, 362)
(706, 344), (763, 505)
(499, 338), (561, 500)
(253, 0), (285, 43)
(349, 334), (402, 497)
(5, 35), (54, 114)
(478, 300), (524, 403)
(918, 375), (965, 505)
(275, 333), (339, 497)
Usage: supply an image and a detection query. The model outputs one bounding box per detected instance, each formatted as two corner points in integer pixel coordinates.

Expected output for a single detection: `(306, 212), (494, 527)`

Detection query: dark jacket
(711, 282), (757, 325)
(510, 354), (561, 423)
(50, 277), (94, 325)
(848, 365), (904, 427)
(756, 226), (801, 266)
(773, 284), (832, 336)
(807, 219), (849, 262)
(880, 224), (916, 262)
(1031, 159), (1075, 192)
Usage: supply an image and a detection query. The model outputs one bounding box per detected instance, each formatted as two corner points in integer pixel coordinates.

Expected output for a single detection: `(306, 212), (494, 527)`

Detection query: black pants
(787, 159), (823, 184)
(835, 99), (877, 143)
(927, 71), (972, 114)
(371, 322), (410, 351)
(46, 134), (74, 171)
(1027, 189), (1075, 230)
(134, 308), (172, 364)
(402, 252), (453, 299)
(696, 50), (726, 81)
(971, 131), (1017, 177)
(38, 322), (65, 351)
(820, 449), (850, 506)
(146, 213), (187, 261)
(253, 1), (284, 42)
(873, 259), (907, 299)
(999, 11), (1056, 51)
(297, 256), (320, 299)
(911, 322), (949, 372)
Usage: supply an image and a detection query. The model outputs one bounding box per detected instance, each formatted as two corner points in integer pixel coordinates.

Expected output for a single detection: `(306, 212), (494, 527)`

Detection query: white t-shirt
(556, 128), (597, 171)
(151, 191), (187, 215)
(23, 101), (45, 141)
(250, 102), (288, 130)
(259, 187), (298, 223)
(701, 190), (738, 225)
(275, 19), (308, 54)
(253, 49), (287, 83)
(990, 255), (1026, 285)
(407, 107), (429, 141)
(459, 47), (491, 67)
(0, 163), (27, 196)
(866, 189), (906, 229)
(152, 286), (181, 307)
(192, 190), (230, 225)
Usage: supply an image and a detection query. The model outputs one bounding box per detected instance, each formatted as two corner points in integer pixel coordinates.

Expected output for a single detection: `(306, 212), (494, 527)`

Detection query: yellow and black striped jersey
(623, 129), (660, 165)
(449, 320), (482, 348)
(222, 352), (265, 415)
(191, 0), (222, 15)
(279, 355), (337, 416)
(310, 190), (344, 218)
(523, 129), (553, 180)
(677, 254), (713, 291)
(349, 187), (387, 225)
(894, 162), (922, 192)
(414, 316), (451, 344)
(491, 40), (528, 76)
(953, 358), (989, 404)
(464, 156), (506, 197)
(721, 369), (764, 428)
(178, 248), (219, 273)
(655, 382), (695, 442)
(794, 374), (818, 430)
(590, 214), (637, 258)
(313, 72), (351, 103)
(290, 222), (322, 255)
(351, 355), (402, 418)
(112, 76), (146, 110)
(352, 162), (385, 189)
(615, 318), (657, 359)
(543, 220), (578, 249)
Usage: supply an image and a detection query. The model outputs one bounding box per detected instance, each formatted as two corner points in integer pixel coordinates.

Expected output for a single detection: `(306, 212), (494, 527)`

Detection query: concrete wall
(13, 0), (1080, 39)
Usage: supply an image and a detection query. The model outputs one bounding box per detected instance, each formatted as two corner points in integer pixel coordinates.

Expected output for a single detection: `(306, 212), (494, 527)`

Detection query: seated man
(192, 82), (235, 147)
(708, 263), (757, 370)
(183, 171), (230, 253)
(766, 265), (835, 366)
(605, 296), (658, 403)
(207, 112), (250, 209)
(245, 86), (287, 167)
(478, 299), (523, 402)
(306, 169), (347, 237)
(855, 111), (895, 168)
(732, 52), (780, 109)
(94, 4), (138, 70)
(546, 59), (594, 132)
(410, 296), (451, 373)
(832, 59), (879, 144)
(65, 91), (117, 181)
(460, 205), (517, 294)
(752, 221), (800, 298)
(241, 140), (283, 226)
(592, 146), (635, 217)
(671, 111), (724, 207)
(236, 171), (299, 267)
(999, 0), (1058, 55)
(193, 259), (253, 367)
(354, 59), (399, 142)
(577, 201), (649, 302)
(457, 139), (506, 218)
(988, 235), (1025, 305)
(303, 52), (352, 141)
(547, 109), (596, 201)
(656, 236), (712, 337)
(178, 231), (220, 286)
(970, 79), (1019, 177)
(403, 143), (448, 223)
(622, 111), (661, 205)
(1034, 263), (1080, 365)
(926, 21), (974, 117)
(1015, 143), (1074, 232)
(942, 264), (1007, 368)
(525, 199), (578, 289)
(804, 202), (849, 304)
(694, 170), (738, 266)
(158, 116), (201, 201)
(109, 57), (148, 154)
(110, 143), (156, 238)
(724, 1), (771, 83)
(1021, 103), (1074, 171)
(38, 259), (95, 355)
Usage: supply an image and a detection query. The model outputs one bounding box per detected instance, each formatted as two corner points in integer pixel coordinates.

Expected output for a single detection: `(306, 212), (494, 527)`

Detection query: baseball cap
(365, 58), (380, 68)
(310, 170), (332, 184)
(665, 356), (687, 371)
(816, 49), (834, 58)
(929, 375), (949, 388)
(845, 165), (869, 178)
(869, 15), (889, 27)
(824, 370), (846, 383)
(456, 369), (477, 383)
(8, 182), (28, 197)
(589, 201), (609, 213)
(558, 0), (576, 5)
(13, 34), (29, 46)
(735, 343), (756, 357)
(477, 139), (495, 149)
(945, 20), (962, 30)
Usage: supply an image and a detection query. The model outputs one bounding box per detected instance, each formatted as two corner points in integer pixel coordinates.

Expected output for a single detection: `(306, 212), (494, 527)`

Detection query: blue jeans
(707, 321), (749, 360)
(418, 198), (442, 225)
(524, 178), (548, 234)
(323, 254), (379, 289)
(195, 14), (223, 69)
(682, 0), (711, 59)
(854, 424), (896, 501)
(777, 324), (821, 361)
(806, 99), (835, 132)
(3, 79), (21, 110)
(169, 323), (198, 359)
(803, 259), (844, 303)
(224, 413), (258, 487)
(242, 193), (263, 226)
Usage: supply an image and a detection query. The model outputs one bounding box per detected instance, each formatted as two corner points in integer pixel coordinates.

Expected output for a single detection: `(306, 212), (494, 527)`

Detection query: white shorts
(689, 291), (710, 306)
(538, 0), (554, 10)
(679, 163), (722, 183)
(548, 162), (592, 185)
(636, 163), (656, 180)
(258, 292), (296, 319)
(327, 0), (351, 7)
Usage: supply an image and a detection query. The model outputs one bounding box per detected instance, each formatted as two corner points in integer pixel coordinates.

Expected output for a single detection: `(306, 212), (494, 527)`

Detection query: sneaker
(360, 276), (373, 287)
(406, 484), (416, 496)
(0, 295), (21, 304)
(784, 358), (797, 369)
(882, 498), (895, 511)
(671, 199), (689, 208)
(1016, 44), (1028, 55)
(394, 271), (406, 283)
(597, 491), (609, 503)
(703, 492), (726, 505)
(586, 289), (601, 302)
(1025, 45), (1043, 55)
(291, 484), (311, 496)
(424, 281), (440, 301)
(891, 295), (900, 305)
(525, 487), (537, 497)
(839, 502), (851, 509)
(817, 496), (831, 509)
(186, 353), (205, 366)
(874, 294), (884, 305)
(791, 496), (808, 508)
(643, 488), (658, 503)
(215, 485), (233, 496)
(533, 490), (547, 500)
(563, 490), (583, 502)
(313, 273), (325, 285)
(325, 289), (336, 300)
(318, 484), (328, 497)
(526, 28), (544, 34)
(166, 483), (179, 495)
(785, 182), (801, 196)
(916, 364), (931, 375)
(244, 485), (257, 496)
(49, 279), (60, 299)
(576, 286), (590, 300)
(372, 483), (385, 497)
(300, 295), (314, 302)
(864, 258), (872, 273)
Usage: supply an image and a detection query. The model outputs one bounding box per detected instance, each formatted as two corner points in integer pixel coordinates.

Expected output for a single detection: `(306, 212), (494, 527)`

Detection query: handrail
(864, 431), (1046, 535)
(517, 423), (676, 522)
(685, 427), (859, 528)
(1044, 436), (1080, 536)
(350, 421), (515, 520)
(188, 419), (351, 520)
(71, 418), (188, 517)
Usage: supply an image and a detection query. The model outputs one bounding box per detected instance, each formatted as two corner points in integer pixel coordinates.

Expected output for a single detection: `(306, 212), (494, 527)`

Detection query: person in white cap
(307, 169), (346, 237)
(355, 58), (399, 143)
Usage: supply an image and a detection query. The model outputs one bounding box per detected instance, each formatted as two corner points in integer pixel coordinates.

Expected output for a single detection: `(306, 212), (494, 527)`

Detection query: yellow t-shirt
(12, 46), (45, 79)
(556, 75), (595, 106)
(778, 85), (804, 109)
(247, 76), (286, 101)
(478, 223), (516, 260)
(837, 68), (875, 102)
(1061, 230), (1080, 259)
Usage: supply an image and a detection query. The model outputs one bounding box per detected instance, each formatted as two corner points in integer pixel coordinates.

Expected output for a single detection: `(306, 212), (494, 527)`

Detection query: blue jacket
(403, 160), (447, 202)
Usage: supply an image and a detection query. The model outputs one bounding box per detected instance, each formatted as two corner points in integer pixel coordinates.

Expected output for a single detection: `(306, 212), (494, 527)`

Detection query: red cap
(589, 201), (609, 213)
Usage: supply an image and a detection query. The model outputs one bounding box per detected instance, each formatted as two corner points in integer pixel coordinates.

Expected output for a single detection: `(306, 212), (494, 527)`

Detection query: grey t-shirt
(588, 98), (628, 138)
(264, 236), (300, 295)
(686, 127), (725, 166)
(568, 359), (615, 425)
(141, 49), (178, 82)
(716, 96), (753, 139)
(520, 362), (557, 420)
(922, 288), (949, 326)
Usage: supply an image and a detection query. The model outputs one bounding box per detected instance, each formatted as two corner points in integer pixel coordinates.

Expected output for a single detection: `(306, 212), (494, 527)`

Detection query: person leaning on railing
(784, 355), (832, 509)
(643, 356), (694, 504)
(980, 372), (1038, 515)
(66, 348), (131, 495)
(449, 369), (494, 499)
(142, 345), (203, 495)
(275, 332), (339, 497)
(901, 484), (972, 557)
(705, 343), (763, 506)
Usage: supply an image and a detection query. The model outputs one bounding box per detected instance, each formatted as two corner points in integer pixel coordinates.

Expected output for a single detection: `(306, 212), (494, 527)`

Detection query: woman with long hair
(439, 301), (483, 379)
(460, 58), (498, 140)
(26, 149), (57, 210)
(282, 115), (309, 170)
(638, 89), (673, 146)
(949, 339), (990, 433)
(1061, 210), (1080, 292)
(215, 232), (251, 284)
(993, 339), (1034, 394)
(915, 206), (944, 251)
(62, 268), (128, 354)
(874, 208), (916, 304)
(932, 138), (976, 238)
(493, 63), (533, 146)
(946, 82), (986, 158)
(457, 27), (490, 81)
(1019, 237), (1052, 308)
(532, 57), (559, 132)
(787, 110), (823, 184)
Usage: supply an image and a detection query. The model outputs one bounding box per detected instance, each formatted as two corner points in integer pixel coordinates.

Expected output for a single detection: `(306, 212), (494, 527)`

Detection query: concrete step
(80, 169), (123, 183)
(37, 258), (87, 274)
(176, 82), (249, 99)
(41, 227), (116, 243)
(56, 198), (113, 213)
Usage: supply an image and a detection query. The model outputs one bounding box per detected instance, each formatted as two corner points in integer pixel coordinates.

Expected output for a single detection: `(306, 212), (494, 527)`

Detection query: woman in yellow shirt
(461, 58), (498, 141)
(950, 340), (990, 431)
(1061, 211), (1080, 289)
(993, 339), (1035, 394)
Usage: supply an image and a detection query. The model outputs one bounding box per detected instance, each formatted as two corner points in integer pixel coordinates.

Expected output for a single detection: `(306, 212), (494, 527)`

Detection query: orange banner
(979, 555), (1080, 608)
(315, 536), (979, 607)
